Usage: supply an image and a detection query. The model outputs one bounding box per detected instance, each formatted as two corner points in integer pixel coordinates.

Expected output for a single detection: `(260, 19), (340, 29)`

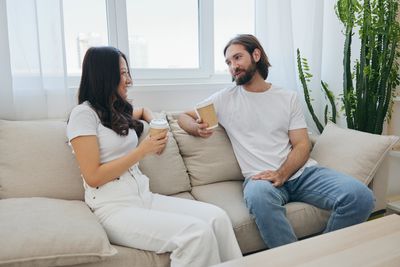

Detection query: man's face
(225, 44), (257, 85)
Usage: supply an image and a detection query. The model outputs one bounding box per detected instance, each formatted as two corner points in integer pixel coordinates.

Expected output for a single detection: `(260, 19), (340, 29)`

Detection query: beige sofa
(0, 114), (397, 267)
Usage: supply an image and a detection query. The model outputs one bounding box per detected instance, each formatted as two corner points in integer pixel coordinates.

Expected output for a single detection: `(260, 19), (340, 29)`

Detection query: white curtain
(256, 0), (346, 133)
(6, 0), (73, 120)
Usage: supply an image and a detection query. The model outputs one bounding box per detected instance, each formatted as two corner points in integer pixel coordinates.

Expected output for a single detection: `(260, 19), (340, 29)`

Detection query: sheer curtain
(256, 0), (345, 133)
(6, 0), (73, 120)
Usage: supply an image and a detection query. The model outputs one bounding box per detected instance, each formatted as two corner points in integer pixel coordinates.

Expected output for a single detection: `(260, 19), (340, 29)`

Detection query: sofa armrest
(309, 133), (389, 213)
(370, 156), (390, 212)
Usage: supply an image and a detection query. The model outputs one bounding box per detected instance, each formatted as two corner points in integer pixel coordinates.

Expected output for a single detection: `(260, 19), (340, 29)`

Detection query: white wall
(127, 82), (232, 112)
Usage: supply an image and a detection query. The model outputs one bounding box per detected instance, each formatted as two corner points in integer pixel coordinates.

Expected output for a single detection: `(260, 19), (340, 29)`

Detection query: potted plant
(298, 0), (400, 134)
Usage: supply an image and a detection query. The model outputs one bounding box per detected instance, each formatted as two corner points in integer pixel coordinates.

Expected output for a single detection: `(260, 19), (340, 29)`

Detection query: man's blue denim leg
(287, 165), (375, 233)
(243, 165), (375, 249)
(243, 178), (297, 248)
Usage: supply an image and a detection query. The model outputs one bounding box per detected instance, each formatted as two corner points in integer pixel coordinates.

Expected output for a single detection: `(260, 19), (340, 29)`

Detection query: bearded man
(178, 34), (375, 249)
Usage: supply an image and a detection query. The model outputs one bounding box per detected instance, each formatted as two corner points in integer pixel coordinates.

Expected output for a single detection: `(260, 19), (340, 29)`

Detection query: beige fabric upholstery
(191, 181), (330, 253)
(0, 120), (84, 200)
(171, 191), (195, 200)
(167, 114), (243, 186)
(285, 202), (330, 238)
(311, 121), (399, 184)
(138, 120), (191, 195)
(0, 117), (390, 266)
(0, 198), (116, 267)
(75, 245), (170, 267)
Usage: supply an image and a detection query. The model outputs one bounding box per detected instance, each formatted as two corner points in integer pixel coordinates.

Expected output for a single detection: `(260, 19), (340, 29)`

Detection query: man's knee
(354, 185), (375, 214)
(244, 179), (283, 207)
(339, 181), (375, 215)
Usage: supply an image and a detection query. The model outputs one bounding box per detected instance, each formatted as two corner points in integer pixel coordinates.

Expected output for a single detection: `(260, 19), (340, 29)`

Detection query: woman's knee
(186, 220), (217, 246)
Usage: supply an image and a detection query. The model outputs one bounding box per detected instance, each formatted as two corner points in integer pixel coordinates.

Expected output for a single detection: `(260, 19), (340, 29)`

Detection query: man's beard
(233, 61), (257, 85)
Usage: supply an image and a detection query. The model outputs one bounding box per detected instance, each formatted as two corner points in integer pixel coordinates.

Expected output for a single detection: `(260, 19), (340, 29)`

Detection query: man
(178, 34), (375, 248)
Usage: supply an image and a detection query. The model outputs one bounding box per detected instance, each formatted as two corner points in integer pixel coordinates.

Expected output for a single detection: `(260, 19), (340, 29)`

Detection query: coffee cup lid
(150, 118), (168, 129)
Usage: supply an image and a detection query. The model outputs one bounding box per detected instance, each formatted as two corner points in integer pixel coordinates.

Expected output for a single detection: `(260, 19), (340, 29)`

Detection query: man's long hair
(78, 46), (143, 137)
(223, 34), (271, 80)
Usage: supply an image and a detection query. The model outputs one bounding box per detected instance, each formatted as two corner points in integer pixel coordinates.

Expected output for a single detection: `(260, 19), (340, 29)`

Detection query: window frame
(108, 0), (214, 80)
(67, 0), (255, 87)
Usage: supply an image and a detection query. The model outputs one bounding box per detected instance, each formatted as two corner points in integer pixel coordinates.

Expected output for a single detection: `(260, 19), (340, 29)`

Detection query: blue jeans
(243, 165), (375, 248)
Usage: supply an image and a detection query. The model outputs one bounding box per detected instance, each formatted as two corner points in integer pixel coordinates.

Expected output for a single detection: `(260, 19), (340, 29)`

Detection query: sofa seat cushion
(138, 119), (191, 196)
(170, 191), (195, 200)
(0, 197), (117, 267)
(0, 119), (84, 200)
(311, 121), (399, 184)
(167, 114), (243, 186)
(191, 181), (330, 253)
(73, 245), (170, 267)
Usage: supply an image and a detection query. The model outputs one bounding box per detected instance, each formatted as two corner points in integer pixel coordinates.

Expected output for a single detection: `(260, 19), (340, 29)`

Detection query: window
(126, 0), (198, 69)
(63, 0), (108, 75)
(61, 0), (255, 82)
(214, 0), (255, 74)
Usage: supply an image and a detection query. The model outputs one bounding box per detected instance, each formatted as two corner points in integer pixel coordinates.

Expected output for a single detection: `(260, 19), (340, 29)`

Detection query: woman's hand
(138, 131), (168, 156)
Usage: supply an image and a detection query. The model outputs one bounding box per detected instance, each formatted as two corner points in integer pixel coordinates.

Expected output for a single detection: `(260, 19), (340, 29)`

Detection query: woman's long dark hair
(223, 34), (271, 80)
(78, 46), (143, 137)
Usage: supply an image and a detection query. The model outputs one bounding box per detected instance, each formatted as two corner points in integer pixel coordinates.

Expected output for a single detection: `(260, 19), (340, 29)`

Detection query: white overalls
(67, 102), (242, 267)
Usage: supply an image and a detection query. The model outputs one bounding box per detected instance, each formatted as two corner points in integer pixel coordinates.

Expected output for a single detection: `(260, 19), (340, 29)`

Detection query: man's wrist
(277, 168), (290, 182)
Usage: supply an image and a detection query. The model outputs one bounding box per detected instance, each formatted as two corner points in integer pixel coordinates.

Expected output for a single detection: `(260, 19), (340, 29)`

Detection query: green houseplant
(298, 0), (400, 134)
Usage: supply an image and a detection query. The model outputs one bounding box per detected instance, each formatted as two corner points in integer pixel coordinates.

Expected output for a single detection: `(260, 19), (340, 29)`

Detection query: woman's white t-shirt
(67, 101), (138, 163)
(66, 101), (151, 211)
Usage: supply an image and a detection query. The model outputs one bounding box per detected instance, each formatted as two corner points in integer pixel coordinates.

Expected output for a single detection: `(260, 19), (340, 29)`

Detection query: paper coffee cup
(149, 118), (169, 138)
(195, 101), (218, 130)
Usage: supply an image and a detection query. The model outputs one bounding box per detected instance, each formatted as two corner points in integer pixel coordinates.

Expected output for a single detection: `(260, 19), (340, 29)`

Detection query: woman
(67, 46), (242, 267)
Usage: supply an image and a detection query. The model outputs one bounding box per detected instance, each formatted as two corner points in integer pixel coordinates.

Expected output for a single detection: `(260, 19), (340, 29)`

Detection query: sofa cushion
(167, 114), (243, 186)
(138, 117), (191, 195)
(311, 121), (399, 184)
(171, 191), (195, 200)
(0, 197), (117, 267)
(75, 245), (170, 267)
(191, 181), (330, 253)
(0, 120), (84, 200)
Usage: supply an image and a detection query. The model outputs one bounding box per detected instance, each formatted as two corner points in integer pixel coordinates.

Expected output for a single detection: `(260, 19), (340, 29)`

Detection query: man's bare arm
(252, 128), (311, 186)
(277, 128), (311, 180)
(178, 111), (214, 138)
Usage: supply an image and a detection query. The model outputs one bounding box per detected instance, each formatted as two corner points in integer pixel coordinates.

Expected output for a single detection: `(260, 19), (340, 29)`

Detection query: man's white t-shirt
(202, 85), (317, 180)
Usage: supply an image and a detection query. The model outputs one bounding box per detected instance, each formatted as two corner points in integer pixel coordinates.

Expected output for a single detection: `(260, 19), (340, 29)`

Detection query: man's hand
(195, 118), (214, 138)
(252, 170), (288, 187)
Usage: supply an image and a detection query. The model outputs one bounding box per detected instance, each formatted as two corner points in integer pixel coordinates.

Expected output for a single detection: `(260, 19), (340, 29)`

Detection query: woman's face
(117, 56), (132, 100)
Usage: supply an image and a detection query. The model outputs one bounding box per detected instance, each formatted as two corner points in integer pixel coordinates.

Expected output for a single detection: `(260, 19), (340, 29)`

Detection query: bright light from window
(214, 0), (255, 74)
(126, 0), (198, 69)
(63, 0), (108, 75)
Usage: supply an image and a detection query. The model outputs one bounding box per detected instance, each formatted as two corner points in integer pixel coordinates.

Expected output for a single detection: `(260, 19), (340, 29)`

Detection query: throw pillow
(310, 121), (399, 184)
(167, 113), (243, 186)
(0, 198), (117, 266)
(138, 114), (191, 195)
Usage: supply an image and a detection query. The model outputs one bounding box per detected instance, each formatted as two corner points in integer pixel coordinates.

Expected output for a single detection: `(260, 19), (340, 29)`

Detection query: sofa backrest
(167, 113), (244, 186)
(138, 117), (191, 195)
(0, 117), (193, 200)
(0, 120), (84, 200)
